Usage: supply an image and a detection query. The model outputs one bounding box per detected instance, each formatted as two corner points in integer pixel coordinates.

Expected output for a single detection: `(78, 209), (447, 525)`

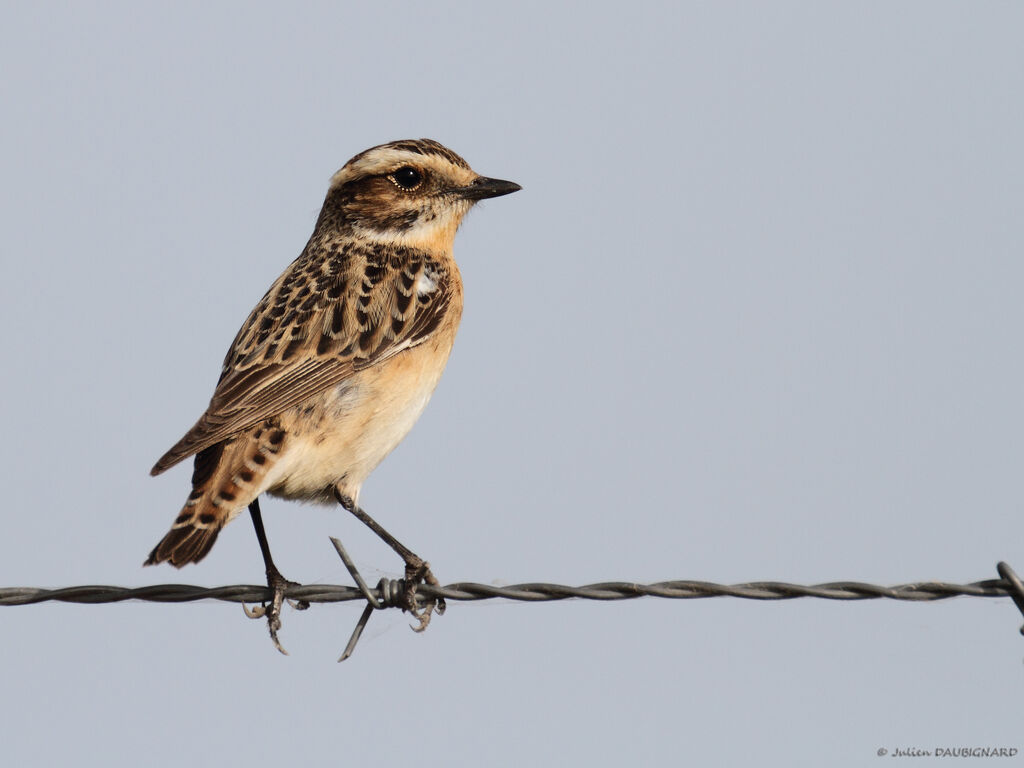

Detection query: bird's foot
(402, 556), (445, 633)
(242, 568), (309, 655)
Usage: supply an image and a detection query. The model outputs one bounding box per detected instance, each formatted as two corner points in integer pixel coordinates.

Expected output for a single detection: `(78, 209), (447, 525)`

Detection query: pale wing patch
(416, 268), (438, 297)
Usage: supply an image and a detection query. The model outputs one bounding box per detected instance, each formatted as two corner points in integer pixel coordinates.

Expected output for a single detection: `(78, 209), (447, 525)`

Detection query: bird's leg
(242, 497), (309, 654)
(333, 488), (444, 631)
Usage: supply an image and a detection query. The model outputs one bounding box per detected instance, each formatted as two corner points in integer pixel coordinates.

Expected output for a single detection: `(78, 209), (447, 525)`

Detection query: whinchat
(146, 139), (520, 650)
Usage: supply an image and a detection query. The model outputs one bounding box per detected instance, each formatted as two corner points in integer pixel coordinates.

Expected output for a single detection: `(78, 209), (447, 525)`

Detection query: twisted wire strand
(6, 555), (1023, 660)
(0, 575), (1015, 607)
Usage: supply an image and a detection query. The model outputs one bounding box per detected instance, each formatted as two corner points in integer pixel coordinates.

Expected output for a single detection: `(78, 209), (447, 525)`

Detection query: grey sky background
(1, 2), (1022, 766)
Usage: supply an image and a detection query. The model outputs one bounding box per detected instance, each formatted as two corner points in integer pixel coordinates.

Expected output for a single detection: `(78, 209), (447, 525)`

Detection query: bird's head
(319, 138), (520, 251)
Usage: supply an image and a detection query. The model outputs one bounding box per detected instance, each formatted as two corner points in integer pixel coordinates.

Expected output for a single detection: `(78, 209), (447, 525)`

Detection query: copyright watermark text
(877, 747), (1018, 758)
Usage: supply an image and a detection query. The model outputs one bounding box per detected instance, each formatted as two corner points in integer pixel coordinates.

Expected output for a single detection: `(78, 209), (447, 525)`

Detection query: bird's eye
(389, 166), (423, 191)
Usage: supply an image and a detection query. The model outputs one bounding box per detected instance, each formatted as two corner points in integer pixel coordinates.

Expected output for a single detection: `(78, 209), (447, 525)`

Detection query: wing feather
(151, 243), (452, 475)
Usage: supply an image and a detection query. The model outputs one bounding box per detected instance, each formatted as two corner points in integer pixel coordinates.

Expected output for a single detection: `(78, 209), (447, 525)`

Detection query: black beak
(455, 176), (522, 201)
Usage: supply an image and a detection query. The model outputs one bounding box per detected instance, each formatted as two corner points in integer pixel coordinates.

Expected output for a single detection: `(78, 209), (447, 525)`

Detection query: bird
(145, 139), (520, 651)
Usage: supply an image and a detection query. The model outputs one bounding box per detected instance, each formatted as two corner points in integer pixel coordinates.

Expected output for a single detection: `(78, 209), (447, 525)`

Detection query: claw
(243, 570), (298, 655)
(402, 559), (443, 633)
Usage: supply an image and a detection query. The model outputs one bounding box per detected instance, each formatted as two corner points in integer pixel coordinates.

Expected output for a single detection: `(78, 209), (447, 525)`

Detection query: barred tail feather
(145, 523), (222, 567)
(145, 424), (285, 568)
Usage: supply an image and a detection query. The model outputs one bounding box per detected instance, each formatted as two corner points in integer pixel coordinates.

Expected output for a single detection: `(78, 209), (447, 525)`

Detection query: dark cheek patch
(379, 208), (421, 232)
(347, 180), (429, 234)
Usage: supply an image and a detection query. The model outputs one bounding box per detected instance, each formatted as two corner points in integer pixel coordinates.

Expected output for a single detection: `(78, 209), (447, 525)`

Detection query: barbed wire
(0, 575), (1017, 606)
(3, 539), (1022, 661)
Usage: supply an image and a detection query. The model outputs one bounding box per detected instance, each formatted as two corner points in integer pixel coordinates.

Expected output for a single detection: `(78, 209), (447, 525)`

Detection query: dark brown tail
(145, 523), (222, 567)
(145, 424), (285, 568)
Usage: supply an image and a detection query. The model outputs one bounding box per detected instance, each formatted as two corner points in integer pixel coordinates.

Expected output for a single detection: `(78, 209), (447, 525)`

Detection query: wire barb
(996, 562), (1024, 636)
(1, 549), (1022, 659)
(330, 536), (408, 660)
